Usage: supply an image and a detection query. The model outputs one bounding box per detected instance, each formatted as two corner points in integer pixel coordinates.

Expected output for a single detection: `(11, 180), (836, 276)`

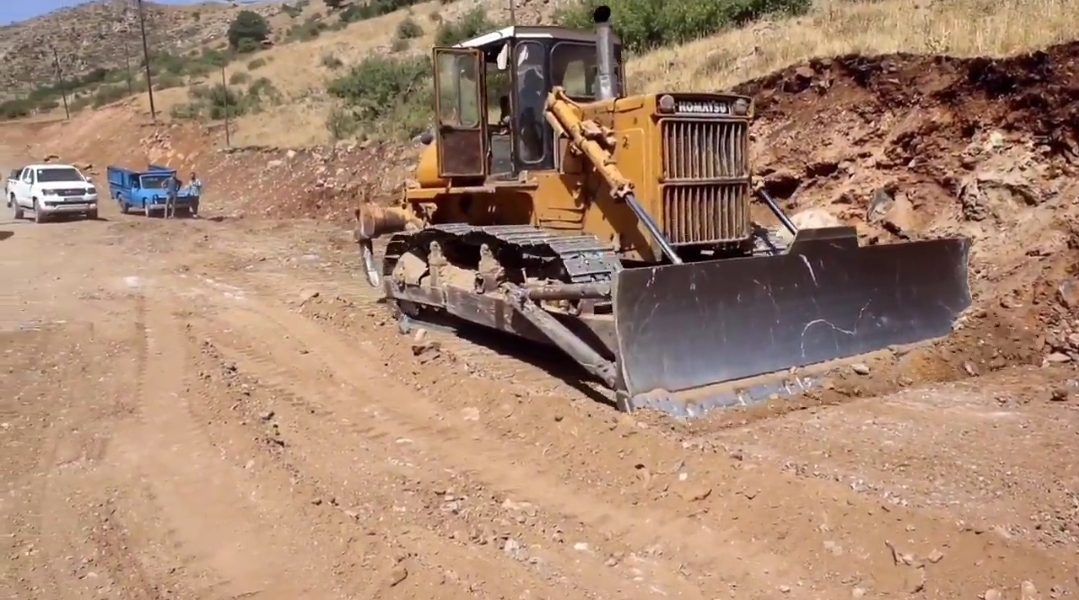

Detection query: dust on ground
(4, 43), (1079, 600)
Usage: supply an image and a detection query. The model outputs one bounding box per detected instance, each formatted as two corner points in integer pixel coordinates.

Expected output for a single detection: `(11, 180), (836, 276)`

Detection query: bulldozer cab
(434, 25), (625, 181)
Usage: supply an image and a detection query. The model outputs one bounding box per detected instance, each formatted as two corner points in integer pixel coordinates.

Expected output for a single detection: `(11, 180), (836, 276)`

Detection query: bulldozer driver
(495, 95), (512, 132)
(515, 45), (546, 162)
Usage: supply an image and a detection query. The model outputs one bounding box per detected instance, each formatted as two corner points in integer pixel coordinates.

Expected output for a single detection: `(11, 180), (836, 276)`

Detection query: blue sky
(4, 0), (227, 25)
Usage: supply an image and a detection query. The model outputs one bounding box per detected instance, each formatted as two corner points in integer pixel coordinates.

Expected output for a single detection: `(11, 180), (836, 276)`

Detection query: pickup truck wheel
(87, 209), (98, 220)
(118, 195), (129, 214)
(33, 200), (45, 224)
(12, 197), (23, 219)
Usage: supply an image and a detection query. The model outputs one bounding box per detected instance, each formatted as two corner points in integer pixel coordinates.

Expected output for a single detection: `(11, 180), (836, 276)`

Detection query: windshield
(140, 174), (171, 189)
(36, 168), (84, 183)
(550, 41), (624, 100)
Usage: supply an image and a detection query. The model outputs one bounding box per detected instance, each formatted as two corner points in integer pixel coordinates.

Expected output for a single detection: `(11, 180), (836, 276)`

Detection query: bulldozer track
(382, 224), (624, 287)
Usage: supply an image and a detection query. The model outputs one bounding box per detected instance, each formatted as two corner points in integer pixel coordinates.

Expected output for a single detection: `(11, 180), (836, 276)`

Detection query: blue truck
(107, 164), (199, 217)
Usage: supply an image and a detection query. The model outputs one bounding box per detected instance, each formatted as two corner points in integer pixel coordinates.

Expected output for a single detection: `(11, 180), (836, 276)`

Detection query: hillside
(3, 0), (1078, 150)
(0, 0), (281, 103)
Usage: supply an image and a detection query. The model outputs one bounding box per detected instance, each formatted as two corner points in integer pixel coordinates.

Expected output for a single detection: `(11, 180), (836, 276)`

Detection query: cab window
(436, 52), (482, 129)
(515, 41), (547, 164)
(550, 41), (624, 100)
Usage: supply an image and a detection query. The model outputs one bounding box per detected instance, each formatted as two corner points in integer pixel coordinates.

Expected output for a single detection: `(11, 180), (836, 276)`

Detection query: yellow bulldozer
(355, 5), (971, 417)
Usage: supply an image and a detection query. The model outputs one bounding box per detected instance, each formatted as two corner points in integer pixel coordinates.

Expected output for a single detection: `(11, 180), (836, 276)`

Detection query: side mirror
(85, 177), (93, 183)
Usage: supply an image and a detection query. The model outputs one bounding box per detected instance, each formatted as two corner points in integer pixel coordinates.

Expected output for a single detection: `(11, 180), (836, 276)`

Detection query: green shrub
(325, 105), (359, 141)
(554, 0), (811, 54)
(339, 0), (425, 23)
(92, 84), (128, 108)
(171, 102), (202, 119)
(0, 99), (33, 120)
(321, 52), (343, 69)
(247, 77), (283, 105)
(154, 73), (185, 90)
(434, 7), (494, 45)
(326, 55), (432, 139)
(247, 57), (267, 70)
(227, 10), (270, 50)
(390, 38), (409, 53)
(69, 96), (92, 113)
(395, 17), (423, 39)
(181, 76), (281, 120)
(229, 71), (251, 84)
(286, 16), (327, 42)
(142, 47), (234, 81)
(237, 38), (263, 53)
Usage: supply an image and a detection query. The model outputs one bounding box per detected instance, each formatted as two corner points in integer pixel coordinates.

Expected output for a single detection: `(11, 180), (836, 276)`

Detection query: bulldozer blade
(612, 227), (971, 417)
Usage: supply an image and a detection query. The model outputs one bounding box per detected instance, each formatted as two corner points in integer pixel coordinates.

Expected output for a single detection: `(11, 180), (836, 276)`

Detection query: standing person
(165, 172), (179, 218)
(188, 171), (202, 217)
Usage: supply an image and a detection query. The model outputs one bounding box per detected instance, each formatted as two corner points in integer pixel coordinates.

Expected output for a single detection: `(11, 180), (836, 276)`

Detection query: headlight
(86, 186), (96, 194)
(658, 94), (675, 113)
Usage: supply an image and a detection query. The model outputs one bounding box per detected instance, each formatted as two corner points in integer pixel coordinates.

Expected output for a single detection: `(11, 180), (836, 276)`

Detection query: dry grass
(629, 0), (1079, 93)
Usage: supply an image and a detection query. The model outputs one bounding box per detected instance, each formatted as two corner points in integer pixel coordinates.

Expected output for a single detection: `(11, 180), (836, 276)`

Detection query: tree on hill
(227, 10), (270, 51)
(323, 0), (347, 9)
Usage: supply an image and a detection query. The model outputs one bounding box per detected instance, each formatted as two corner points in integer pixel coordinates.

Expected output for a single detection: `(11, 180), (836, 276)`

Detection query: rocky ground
(3, 41), (1079, 600)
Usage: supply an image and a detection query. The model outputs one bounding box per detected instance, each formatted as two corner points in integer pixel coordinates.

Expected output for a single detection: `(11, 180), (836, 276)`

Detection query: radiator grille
(662, 184), (751, 245)
(661, 119), (748, 181)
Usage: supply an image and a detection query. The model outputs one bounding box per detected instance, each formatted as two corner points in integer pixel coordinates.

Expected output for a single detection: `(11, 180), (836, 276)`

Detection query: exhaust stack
(592, 5), (616, 100)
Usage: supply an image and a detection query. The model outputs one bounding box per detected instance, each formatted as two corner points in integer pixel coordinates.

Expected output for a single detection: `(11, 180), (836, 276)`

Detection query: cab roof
(23, 163), (82, 171)
(452, 25), (620, 51)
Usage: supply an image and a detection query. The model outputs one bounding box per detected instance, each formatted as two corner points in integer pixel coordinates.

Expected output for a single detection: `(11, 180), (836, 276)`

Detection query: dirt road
(3, 146), (1079, 600)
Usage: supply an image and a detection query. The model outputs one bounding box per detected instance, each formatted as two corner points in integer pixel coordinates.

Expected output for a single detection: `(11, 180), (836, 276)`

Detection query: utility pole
(50, 45), (70, 120)
(508, 0), (515, 25)
(123, 36), (134, 96)
(220, 66), (231, 148)
(136, 0), (156, 121)
(121, 10), (134, 96)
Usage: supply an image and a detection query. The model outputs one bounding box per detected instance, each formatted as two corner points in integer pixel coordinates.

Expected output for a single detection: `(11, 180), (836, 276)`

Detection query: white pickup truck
(9, 163), (98, 223)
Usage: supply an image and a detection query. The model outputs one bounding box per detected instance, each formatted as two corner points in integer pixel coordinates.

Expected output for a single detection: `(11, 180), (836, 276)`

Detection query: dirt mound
(727, 42), (1079, 396)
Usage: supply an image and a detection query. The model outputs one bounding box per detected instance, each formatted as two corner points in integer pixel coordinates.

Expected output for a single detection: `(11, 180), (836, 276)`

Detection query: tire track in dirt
(176, 315), (487, 600)
(1, 322), (186, 599)
(1, 328), (70, 599)
(106, 291), (352, 599)
(182, 311), (654, 600)
(182, 287), (821, 600)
